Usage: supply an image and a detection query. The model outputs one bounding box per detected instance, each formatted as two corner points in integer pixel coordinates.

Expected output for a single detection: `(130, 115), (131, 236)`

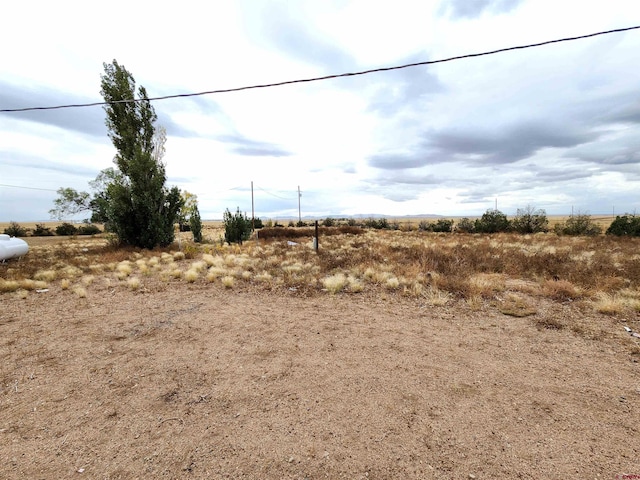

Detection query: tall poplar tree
(100, 60), (180, 248)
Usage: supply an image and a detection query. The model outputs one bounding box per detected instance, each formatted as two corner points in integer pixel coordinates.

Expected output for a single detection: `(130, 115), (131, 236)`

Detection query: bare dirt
(1, 280), (639, 479)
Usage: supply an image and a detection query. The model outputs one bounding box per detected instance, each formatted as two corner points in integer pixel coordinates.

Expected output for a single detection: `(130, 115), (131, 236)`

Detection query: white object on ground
(0, 234), (28, 260)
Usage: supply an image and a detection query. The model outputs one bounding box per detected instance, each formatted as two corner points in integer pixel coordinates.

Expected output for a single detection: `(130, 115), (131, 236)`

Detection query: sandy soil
(1, 280), (639, 479)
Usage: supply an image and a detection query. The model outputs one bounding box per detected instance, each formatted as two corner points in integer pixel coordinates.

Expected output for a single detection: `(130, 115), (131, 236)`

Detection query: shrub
(606, 215), (640, 236)
(55, 222), (78, 236)
(455, 217), (475, 233)
(288, 220), (295, 227)
(253, 217), (264, 229)
(432, 219), (454, 233)
(296, 220), (307, 227)
(323, 217), (336, 227)
(511, 206), (548, 234)
(32, 223), (54, 236)
(3, 221), (27, 237)
(77, 224), (102, 235)
(190, 206), (203, 243)
(223, 207), (252, 245)
(554, 212), (601, 236)
(475, 209), (510, 233)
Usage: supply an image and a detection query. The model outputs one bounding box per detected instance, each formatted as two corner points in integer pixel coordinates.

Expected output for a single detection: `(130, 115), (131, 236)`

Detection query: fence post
(314, 220), (319, 252)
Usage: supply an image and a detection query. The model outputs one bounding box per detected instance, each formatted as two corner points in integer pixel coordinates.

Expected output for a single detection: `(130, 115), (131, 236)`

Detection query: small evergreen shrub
(455, 217), (476, 233)
(77, 224), (102, 235)
(223, 207), (252, 245)
(55, 222), (78, 236)
(32, 223), (55, 236)
(190, 206), (203, 243)
(606, 215), (640, 236)
(3, 221), (27, 237)
(474, 209), (510, 233)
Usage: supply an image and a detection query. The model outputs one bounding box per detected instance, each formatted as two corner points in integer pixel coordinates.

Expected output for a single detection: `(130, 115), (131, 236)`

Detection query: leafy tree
(100, 59), (181, 248)
(554, 212), (602, 236)
(49, 188), (91, 220)
(3, 221), (27, 237)
(511, 205), (548, 234)
(475, 209), (510, 233)
(606, 214), (640, 236)
(223, 208), (252, 245)
(190, 205), (203, 243)
(177, 191), (198, 231)
(455, 217), (476, 233)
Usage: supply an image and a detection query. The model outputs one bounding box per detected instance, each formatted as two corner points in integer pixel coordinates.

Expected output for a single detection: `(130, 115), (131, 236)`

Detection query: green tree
(606, 214), (640, 236)
(223, 208), (252, 245)
(190, 205), (203, 243)
(511, 205), (548, 234)
(475, 209), (510, 233)
(100, 59), (181, 248)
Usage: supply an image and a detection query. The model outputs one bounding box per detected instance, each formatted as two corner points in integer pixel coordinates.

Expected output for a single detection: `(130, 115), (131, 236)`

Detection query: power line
(255, 185), (296, 200)
(2, 25), (638, 114)
(0, 183), (59, 192)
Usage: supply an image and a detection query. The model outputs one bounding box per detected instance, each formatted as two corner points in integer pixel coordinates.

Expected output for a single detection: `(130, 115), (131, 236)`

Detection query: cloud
(0, 81), (106, 137)
(367, 54), (444, 116)
(216, 134), (291, 157)
(0, 151), (99, 177)
(258, 4), (355, 73)
(439, 0), (524, 19)
(369, 120), (596, 169)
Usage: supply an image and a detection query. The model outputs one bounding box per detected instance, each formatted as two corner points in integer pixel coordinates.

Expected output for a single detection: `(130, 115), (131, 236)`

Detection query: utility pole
(298, 186), (302, 225)
(251, 181), (255, 233)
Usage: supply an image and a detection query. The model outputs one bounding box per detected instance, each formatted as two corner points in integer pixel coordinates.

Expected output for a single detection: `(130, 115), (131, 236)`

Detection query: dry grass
(3, 229), (640, 317)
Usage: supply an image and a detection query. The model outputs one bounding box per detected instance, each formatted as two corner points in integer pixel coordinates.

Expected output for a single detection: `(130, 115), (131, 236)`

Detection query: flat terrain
(1, 278), (639, 479)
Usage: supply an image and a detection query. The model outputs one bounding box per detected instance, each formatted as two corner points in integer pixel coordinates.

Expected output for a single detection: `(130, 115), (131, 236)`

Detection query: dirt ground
(1, 279), (639, 479)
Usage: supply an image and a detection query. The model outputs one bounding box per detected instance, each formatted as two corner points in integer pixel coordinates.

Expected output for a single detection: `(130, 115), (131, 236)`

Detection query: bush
(77, 224), (102, 235)
(511, 206), (548, 234)
(432, 219), (454, 233)
(606, 215), (640, 236)
(190, 206), (202, 243)
(554, 213), (602, 236)
(296, 220), (307, 227)
(3, 221), (27, 237)
(455, 217), (476, 233)
(253, 218), (264, 229)
(55, 222), (78, 236)
(323, 217), (336, 227)
(475, 209), (510, 233)
(223, 207), (252, 245)
(32, 223), (55, 236)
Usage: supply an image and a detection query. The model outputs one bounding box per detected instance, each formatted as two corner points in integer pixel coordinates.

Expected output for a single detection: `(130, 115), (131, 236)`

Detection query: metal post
(314, 220), (319, 252)
(298, 186), (301, 225)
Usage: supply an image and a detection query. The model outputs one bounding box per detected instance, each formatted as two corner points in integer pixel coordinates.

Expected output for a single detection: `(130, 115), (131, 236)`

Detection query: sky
(2, 0), (640, 222)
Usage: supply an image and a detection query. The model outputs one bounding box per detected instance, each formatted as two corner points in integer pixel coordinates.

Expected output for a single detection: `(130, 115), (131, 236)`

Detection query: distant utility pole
(251, 181), (255, 232)
(298, 186), (302, 224)
(495, 198), (498, 211)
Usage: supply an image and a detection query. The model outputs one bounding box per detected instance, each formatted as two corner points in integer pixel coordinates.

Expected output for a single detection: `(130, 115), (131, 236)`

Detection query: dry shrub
(322, 273), (346, 294)
(221, 276), (234, 288)
(424, 287), (450, 306)
(127, 277), (141, 290)
(592, 293), (625, 315)
(542, 279), (581, 301)
(497, 294), (537, 317)
(534, 317), (566, 330)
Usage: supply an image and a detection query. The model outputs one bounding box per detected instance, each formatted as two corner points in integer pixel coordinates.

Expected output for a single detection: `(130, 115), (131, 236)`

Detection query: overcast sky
(2, 0), (640, 221)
